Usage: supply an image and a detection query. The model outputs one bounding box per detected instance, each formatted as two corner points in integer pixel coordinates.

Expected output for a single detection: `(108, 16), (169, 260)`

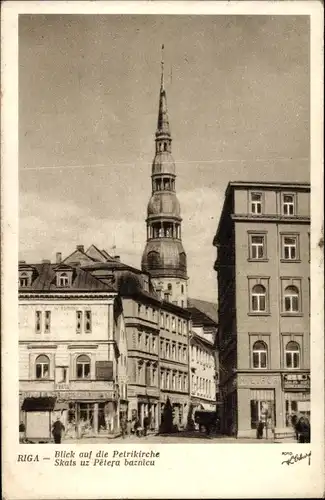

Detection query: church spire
(157, 44), (170, 137)
(141, 47), (188, 307)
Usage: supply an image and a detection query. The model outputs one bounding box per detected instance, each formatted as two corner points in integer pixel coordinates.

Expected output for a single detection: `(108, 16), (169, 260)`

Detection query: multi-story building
(63, 244), (191, 431)
(18, 253), (127, 440)
(213, 181), (310, 438)
(187, 299), (218, 417)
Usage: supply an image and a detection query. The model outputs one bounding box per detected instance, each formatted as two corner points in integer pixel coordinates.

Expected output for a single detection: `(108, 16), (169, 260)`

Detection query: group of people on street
(292, 415), (311, 443)
(120, 415), (151, 438)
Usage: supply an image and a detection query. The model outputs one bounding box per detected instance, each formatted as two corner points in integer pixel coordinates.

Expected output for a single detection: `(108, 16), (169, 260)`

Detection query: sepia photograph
(1, 2), (324, 499)
(17, 13), (312, 445)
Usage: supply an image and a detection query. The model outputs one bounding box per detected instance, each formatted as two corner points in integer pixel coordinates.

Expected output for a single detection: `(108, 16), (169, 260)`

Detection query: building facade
(18, 256), (127, 440)
(63, 244), (192, 431)
(188, 301), (218, 416)
(141, 50), (188, 308)
(213, 181), (310, 438)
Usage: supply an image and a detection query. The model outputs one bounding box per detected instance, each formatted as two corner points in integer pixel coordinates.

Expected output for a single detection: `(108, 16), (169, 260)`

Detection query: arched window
(284, 286), (300, 312)
(76, 355), (91, 379)
(252, 341), (268, 368)
(58, 272), (69, 287)
(19, 272), (29, 288)
(168, 283), (172, 292)
(35, 355), (50, 379)
(251, 285), (266, 312)
(163, 142), (167, 152)
(285, 341), (300, 368)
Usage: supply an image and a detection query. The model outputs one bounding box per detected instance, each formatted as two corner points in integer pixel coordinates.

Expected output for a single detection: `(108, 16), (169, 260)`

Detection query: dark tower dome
(147, 192), (181, 218)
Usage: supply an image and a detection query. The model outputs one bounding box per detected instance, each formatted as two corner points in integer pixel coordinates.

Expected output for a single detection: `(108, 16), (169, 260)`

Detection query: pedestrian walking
(19, 421), (26, 443)
(120, 417), (127, 439)
(143, 416), (149, 437)
(257, 420), (264, 439)
(52, 416), (65, 444)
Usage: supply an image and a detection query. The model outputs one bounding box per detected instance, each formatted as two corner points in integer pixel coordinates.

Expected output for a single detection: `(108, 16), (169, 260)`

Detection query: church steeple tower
(141, 46), (188, 308)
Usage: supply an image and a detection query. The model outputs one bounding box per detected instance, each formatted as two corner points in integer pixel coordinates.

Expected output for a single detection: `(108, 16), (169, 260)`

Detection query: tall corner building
(141, 52), (188, 308)
(213, 181), (310, 438)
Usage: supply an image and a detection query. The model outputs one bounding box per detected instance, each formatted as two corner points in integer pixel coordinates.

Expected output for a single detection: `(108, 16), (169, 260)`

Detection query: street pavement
(63, 432), (284, 444)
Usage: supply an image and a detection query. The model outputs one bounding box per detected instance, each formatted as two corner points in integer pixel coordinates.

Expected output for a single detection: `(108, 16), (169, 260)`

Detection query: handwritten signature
(281, 451), (311, 466)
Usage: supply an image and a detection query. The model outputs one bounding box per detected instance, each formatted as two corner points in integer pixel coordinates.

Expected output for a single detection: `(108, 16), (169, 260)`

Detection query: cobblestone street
(62, 432), (287, 444)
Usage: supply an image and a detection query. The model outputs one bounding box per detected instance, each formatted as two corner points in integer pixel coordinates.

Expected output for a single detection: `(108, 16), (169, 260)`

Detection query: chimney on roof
(19, 260), (26, 264)
(76, 245), (84, 252)
(42, 259), (51, 264)
(114, 255), (120, 262)
(56, 252), (62, 264)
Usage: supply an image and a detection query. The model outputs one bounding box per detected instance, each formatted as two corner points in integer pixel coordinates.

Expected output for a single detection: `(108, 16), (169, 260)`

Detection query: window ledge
(248, 312), (270, 317)
(247, 259), (269, 263)
(280, 259), (302, 264)
(281, 313), (303, 317)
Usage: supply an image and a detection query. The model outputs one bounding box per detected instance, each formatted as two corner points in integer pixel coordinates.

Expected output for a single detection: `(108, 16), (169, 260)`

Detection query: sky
(19, 14), (310, 302)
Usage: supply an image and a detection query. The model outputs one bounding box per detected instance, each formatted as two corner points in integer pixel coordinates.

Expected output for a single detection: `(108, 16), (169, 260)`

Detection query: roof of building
(188, 298), (218, 325)
(226, 181), (311, 193)
(18, 263), (116, 293)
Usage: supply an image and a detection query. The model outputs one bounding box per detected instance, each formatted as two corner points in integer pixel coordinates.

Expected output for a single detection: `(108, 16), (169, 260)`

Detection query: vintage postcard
(1, 1), (324, 498)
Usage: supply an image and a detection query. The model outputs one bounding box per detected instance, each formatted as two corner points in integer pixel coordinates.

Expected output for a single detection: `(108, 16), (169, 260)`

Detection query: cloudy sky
(19, 14), (310, 302)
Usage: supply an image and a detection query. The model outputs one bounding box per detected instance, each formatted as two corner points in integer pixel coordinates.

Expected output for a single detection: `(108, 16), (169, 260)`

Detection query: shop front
(20, 389), (119, 440)
(282, 373), (310, 427)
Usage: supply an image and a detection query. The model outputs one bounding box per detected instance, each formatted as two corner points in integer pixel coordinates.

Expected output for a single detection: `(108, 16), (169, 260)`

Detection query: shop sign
(95, 361), (114, 381)
(282, 373), (310, 390)
(238, 375), (278, 387)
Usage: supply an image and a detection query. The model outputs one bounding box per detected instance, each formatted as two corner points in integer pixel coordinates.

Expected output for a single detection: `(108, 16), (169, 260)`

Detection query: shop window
(76, 355), (91, 379)
(252, 341), (268, 368)
(285, 341), (300, 369)
(250, 400), (275, 429)
(284, 286), (300, 313)
(285, 400), (298, 427)
(282, 193), (295, 216)
(250, 192), (262, 214)
(251, 284), (267, 312)
(35, 355), (50, 379)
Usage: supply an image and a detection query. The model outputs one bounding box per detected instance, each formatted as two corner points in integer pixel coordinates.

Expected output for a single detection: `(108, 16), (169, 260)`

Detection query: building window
(138, 304), (141, 316)
(168, 283), (172, 292)
(85, 311), (92, 333)
(145, 335), (149, 350)
(181, 284), (184, 294)
(19, 272), (29, 287)
(252, 341), (268, 369)
(76, 311), (82, 334)
(250, 192), (262, 214)
(285, 341), (300, 369)
(35, 311), (42, 334)
(44, 311), (51, 334)
(172, 317), (176, 331)
(57, 272), (69, 287)
(282, 194), (295, 216)
(282, 235), (298, 260)
(251, 284), (266, 312)
(35, 355), (50, 379)
(183, 346), (187, 362)
(145, 363), (151, 386)
(250, 400), (275, 429)
(284, 286), (300, 312)
(76, 355), (91, 379)
(172, 372), (176, 390)
(138, 362), (143, 383)
(250, 234), (266, 260)
(160, 312), (165, 327)
(152, 337), (156, 352)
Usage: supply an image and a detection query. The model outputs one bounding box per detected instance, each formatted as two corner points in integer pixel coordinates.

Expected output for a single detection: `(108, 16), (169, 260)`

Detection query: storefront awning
(22, 397), (56, 411)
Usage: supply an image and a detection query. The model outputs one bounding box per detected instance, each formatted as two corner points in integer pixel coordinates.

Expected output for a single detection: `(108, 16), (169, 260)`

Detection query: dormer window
(19, 272), (29, 287)
(57, 272), (70, 287)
